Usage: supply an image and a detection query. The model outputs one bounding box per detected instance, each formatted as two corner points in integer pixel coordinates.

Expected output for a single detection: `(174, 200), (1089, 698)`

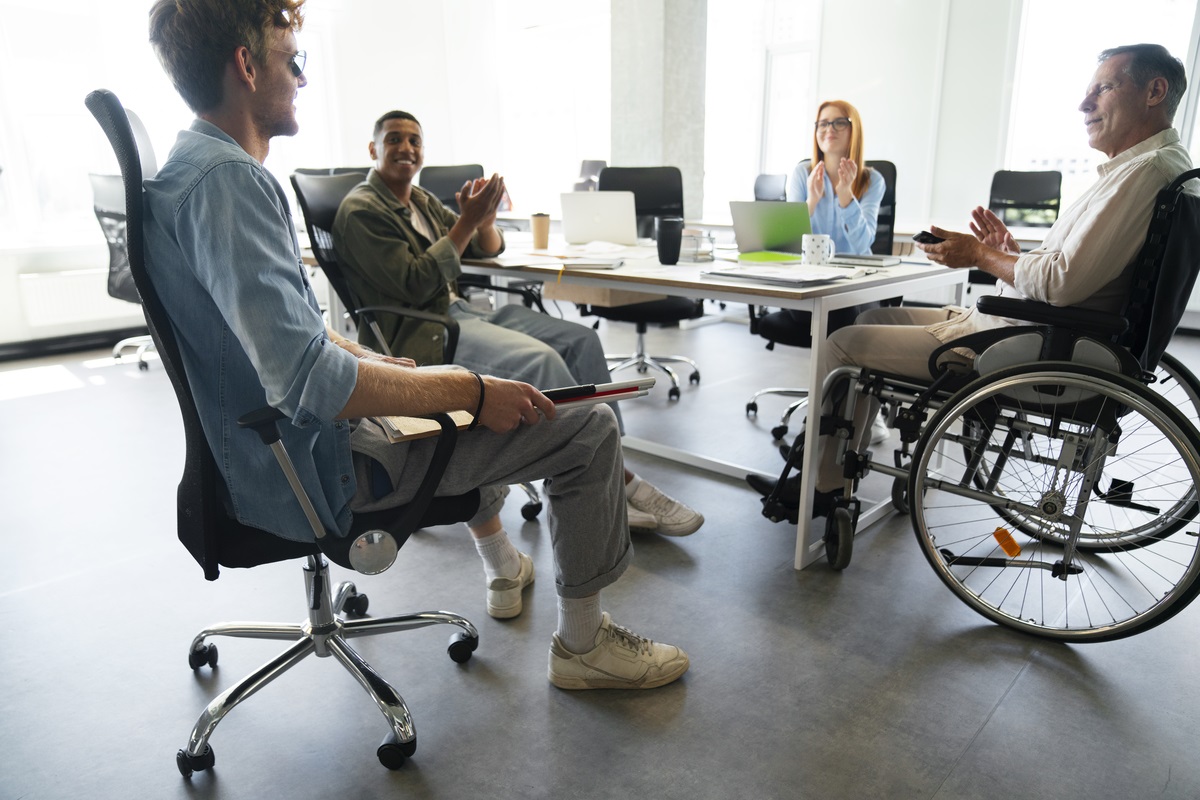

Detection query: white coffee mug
(802, 234), (835, 265)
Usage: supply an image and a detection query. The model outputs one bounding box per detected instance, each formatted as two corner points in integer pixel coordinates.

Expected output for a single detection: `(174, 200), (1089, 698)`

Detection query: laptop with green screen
(729, 200), (811, 255)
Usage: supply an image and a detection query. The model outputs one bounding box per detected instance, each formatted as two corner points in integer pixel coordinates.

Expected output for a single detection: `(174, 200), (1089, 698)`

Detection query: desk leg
(794, 296), (831, 570)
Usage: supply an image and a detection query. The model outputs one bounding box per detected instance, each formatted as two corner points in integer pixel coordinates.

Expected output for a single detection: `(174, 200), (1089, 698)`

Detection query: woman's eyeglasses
(814, 117), (851, 132)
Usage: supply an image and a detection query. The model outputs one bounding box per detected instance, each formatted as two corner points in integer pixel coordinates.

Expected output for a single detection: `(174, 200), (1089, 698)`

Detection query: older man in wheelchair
(748, 43), (1200, 642)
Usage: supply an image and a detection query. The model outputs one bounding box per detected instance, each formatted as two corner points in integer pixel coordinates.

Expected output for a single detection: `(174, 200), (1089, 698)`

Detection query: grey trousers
(349, 402), (631, 599)
(448, 300), (624, 432)
(815, 306), (972, 490)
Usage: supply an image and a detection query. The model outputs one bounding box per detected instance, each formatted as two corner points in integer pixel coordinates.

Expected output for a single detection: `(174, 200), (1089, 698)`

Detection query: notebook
(729, 200), (811, 254)
(560, 191), (639, 245)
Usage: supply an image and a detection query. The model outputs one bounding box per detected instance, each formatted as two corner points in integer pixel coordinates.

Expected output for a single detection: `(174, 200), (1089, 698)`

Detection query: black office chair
(753, 173), (787, 201)
(745, 160), (898, 435)
(294, 166), (371, 176)
(584, 166), (702, 400)
(291, 170), (544, 521)
(87, 88), (483, 777)
(967, 169), (1063, 289)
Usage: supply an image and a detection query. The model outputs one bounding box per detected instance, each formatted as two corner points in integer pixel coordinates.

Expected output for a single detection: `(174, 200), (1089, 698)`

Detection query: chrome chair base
(112, 334), (156, 371)
(605, 331), (700, 400)
(178, 554), (478, 775)
(745, 386), (809, 439)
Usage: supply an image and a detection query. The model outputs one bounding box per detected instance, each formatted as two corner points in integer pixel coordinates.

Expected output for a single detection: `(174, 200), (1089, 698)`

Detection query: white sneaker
(548, 612), (689, 690)
(628, 481), (704, 536)
(487, 552), (535, 619)
(870, 411), (891, 446)
(627, 501), (658, 533)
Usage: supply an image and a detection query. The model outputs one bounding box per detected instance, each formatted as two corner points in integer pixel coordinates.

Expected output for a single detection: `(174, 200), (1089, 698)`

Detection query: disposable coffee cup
(531, 213), (550, 249)
(802, 233), (835, 265)
(655, 216), (684, 265)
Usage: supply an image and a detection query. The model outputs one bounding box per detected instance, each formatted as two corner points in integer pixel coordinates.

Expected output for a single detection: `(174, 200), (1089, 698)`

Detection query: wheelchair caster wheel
(521, 501), (542, 521)
(448, 631), (479, 663)
(344, 591), (370, 616)
(187, 643), (218, 670)
(668, 387), (681, 401)
(689, 371), (700, 385)
(378, 732), (416, 769)
(824, 507), (854, 570)
(771, 425), (789, 441)
(891, 477), (909, 514)
(746, 401), (758, 416)
(176, 745), (214, 777)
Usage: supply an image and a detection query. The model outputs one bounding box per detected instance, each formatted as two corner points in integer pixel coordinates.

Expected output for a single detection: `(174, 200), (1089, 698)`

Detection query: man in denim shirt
(143, 0), (688, 691)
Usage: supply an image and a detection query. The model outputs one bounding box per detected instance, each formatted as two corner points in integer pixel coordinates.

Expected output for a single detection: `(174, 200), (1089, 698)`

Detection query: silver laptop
(729, 200), (811, 254)
(560, 191), (639, 245)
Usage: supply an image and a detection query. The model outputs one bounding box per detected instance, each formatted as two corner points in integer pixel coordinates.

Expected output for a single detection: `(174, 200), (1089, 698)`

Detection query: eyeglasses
(814, 117), (851, 132)
(270, 48), (307, 77)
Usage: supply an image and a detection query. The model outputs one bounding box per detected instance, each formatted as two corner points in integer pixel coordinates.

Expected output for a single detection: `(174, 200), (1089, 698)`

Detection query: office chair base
(112, 333), (155, 371)
(606, 327), (701, 401)
(178, 555), (478, 777)
(745, 387), (809, 439)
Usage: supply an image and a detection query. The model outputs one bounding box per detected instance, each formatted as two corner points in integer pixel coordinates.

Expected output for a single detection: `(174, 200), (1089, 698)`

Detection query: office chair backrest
(866, 160), (897, 255)
(294, 167), (371, 177)
(289, 171), (368, 322)
(86, 89), (318, 580)
(1120, 168), (1200, 373)
(753, 173), (787, 202)
(597, 166), (684, 239)
(89, 173), (141, 305)
(989, 170), (1062, 228)
(419, 164), (485, 213)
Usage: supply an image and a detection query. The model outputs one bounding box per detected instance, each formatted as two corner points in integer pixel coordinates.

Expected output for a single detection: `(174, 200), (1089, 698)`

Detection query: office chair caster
(378, 731), (417, 770)
(746, 400), (758, 416)
(771, 425), (789, 441)
(176, 744), (214, 778)
(447, 631), (479, 664)
(343, 591), (370, 616)
(689, 370), (700, 385)
(668, 386), (681, 401)
(824, 507), (854, 570)
(521, 499), (542, 521)
(187, 643), (218, 670)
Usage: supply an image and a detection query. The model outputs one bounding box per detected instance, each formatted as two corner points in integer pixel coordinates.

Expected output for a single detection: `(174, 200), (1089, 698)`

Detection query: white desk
(462, 249), (968, 569)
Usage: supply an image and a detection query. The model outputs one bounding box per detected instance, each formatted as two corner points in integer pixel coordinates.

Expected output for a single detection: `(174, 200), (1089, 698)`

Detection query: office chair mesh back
(289, 171), (369, 325)
(89, 174), (141, 305)
(753, 174), (787, 201)
(989, 170), (1062, 227)
(419, 164), (484, 212)
(865, 160), (897, 255)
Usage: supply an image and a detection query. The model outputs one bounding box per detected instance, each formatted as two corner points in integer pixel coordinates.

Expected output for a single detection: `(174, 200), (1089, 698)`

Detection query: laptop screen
(729, 201), (811, 254)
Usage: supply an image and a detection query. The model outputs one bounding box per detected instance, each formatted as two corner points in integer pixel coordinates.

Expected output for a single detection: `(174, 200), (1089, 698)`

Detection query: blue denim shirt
(785, 164), (886, 255)
(143, 120), (360, 542)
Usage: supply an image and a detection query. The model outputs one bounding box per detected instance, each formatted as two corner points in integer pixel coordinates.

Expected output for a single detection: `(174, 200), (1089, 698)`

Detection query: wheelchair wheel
(909, 363), (1200, 642)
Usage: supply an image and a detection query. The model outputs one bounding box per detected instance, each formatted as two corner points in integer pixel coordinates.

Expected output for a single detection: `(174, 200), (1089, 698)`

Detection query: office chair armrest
(354, 304), (461, 362)
(976, 295), (1128, 338)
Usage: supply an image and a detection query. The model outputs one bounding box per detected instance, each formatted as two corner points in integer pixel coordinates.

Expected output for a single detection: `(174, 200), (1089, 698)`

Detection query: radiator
(18, 268), (142, 329)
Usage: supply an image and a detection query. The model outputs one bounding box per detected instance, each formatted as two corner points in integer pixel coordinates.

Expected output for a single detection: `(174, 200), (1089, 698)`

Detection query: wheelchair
(760, 168), (1200, 643)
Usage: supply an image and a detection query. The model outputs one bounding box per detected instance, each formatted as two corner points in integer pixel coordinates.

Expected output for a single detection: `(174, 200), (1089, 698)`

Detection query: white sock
(473, 530), (520, 582)
(556, 595), (603, 654)
(624, 473), (643, 500)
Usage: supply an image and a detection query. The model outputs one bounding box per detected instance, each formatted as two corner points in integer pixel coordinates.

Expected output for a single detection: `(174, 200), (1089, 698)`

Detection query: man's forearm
(973, 246), (1019, 286)
(336, 358), (479, 420)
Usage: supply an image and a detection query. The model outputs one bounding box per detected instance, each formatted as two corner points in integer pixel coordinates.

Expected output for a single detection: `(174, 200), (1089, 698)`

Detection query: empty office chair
(967, 169), (1063, 289)
(89, 107), (159, 369)
(87, 88), (482, 776)
(745, 160), (898, 436)
(418, 164), (484, 213)
(753, 173), (787, 201)
(573, 159), (607, 192)
(588, 166), (702, 400)
(291, 170), (544, 520)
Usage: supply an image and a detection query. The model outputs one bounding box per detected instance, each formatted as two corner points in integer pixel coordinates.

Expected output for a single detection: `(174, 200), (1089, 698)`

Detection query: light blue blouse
(785, 162), (886, 255)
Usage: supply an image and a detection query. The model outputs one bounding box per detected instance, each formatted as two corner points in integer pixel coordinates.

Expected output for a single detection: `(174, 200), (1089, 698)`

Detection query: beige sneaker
(628, 481), (704, 536)
(548, 612), (689, 690)
(627, 501), (658, 533)
(487, 552), (535, 619)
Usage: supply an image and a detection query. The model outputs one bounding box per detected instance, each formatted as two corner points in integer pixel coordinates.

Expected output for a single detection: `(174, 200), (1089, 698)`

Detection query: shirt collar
(1097, 128), (1180, 177)
(366, 169), (434, 219)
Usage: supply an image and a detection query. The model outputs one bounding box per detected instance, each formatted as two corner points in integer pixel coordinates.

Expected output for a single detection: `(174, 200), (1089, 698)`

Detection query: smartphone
(912, 230), (945, 245)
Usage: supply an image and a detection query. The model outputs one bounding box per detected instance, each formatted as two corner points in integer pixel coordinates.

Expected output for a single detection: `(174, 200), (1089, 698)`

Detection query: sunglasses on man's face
(270, 48), (307, 77)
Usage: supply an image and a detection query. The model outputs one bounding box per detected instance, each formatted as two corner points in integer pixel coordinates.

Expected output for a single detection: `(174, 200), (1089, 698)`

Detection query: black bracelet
(467, 371), (485, 431)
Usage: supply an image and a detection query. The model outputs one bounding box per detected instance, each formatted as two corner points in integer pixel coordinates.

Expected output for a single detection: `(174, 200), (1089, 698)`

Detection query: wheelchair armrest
(354, 304), (460, 362)
(976, 295), (1128, 338)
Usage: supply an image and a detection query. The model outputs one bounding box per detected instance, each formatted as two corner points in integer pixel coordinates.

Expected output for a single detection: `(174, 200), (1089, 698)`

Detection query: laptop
(729, 200), (810, 254)
(560, 191), (639, 245)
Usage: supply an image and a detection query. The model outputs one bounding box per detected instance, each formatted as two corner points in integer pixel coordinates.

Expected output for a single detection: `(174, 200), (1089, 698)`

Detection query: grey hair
(1099, 43), (1187, 122)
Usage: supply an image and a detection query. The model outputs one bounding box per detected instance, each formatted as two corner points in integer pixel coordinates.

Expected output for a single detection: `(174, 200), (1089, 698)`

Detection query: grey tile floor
(4, 308), (1200, 799)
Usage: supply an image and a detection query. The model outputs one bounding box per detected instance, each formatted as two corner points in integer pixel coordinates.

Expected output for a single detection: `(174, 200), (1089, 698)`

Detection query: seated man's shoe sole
(487, 552), (535, 619)
(548, 612), (689, 690)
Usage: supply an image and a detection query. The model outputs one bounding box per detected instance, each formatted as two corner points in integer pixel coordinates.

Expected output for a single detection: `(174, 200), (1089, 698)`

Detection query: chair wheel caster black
(824, 507), (854, 570)
(343, 591), (370, 616)
(138, 361), (149, 372)
(746, 401), (758, 416)
(176, 745), (214, 778)
(448, 631), (479, 663)
(378, 731), (416, 770)
(521, 501), (542, 521)
(771, 425), (789, 441)
(668, 387), (681, 400)
(689, 371), (700, 385)
(188, 643), (218, 670)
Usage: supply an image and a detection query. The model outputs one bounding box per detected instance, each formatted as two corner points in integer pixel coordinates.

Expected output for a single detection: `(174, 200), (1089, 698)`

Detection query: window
(1007, 0), (1198, 208)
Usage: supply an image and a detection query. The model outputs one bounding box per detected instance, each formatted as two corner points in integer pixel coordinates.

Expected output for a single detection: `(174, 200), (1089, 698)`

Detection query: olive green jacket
(331, 169), (503, 365)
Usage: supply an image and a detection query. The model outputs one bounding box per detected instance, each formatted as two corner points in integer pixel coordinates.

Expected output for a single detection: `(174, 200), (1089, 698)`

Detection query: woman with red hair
(785, 100), (885, 255)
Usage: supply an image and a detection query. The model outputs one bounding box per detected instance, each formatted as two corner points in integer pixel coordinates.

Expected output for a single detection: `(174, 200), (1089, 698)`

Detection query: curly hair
(149, 0), (305, 113)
